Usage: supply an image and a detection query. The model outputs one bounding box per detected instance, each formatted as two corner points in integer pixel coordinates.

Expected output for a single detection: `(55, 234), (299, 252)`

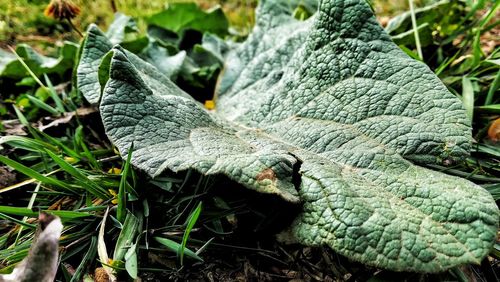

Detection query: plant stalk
(408, 0), (423, 60)
(66, 17), (83, 38)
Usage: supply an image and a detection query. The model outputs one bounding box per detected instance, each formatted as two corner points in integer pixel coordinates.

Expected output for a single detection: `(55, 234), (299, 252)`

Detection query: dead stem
(66, 17), (83, 38)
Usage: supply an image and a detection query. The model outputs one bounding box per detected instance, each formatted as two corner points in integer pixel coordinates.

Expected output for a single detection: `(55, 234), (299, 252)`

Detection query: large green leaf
(146, 3), (229, 36)
(77, 13), (140, 104)
(139, 42), (186, 80)
(0, 42), (77, 79)
(106, 13), (137, 45)
(76, 25), (185, 104)
(96, 0), (498, 273)
(76, 25), (114, 104)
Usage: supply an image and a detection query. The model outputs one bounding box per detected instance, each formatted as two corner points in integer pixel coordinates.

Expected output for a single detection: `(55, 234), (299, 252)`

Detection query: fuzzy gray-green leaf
(77, 25), (186, 104)
(77, 25), (114, 104)
(97, 0), (499, 273)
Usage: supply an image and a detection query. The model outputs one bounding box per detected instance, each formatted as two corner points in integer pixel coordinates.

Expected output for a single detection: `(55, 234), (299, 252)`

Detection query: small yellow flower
(108, 189), (118, 205)
(204, 100), (215, 110)
(64, 156), (77, 163)
(44, 0), (81, 21)
(108, 167), (122, 174)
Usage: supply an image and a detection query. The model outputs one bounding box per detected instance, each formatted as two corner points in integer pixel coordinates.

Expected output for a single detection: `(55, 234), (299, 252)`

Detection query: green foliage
(0, 0), (498, 280)
(154, 237), (203, 263)
(180, 201), (203, 265)
(113, 211), (140, 262)
(77, 0), (499, 273)
(77, 9), (229, 105)
(147, 2), (229, 36)
(385, 0), (464, 48)
(0, 42), (77, 79)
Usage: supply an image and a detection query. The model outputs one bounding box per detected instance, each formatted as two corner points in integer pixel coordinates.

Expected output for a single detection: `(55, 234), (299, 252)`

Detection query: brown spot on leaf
(256, 168), (276, 182)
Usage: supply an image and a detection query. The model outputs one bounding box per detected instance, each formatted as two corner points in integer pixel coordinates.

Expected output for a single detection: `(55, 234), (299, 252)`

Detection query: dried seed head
(488, 118), (500, 142)
(94, 267), (111, 282)
(44, 0), (81, 21)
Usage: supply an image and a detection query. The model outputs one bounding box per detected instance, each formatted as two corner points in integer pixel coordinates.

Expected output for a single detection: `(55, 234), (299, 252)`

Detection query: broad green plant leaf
(198, 33), (235, 63)
(146, 3), (229, 36)
(0, 42), (78, 79)
(77, 25), (114, 104)
(106, 13), (137, 45)
(95, 0), (498, 273)
(140, 42), (186, 80)
(0, 49), (16, 75)
(77, 25), (185, 104)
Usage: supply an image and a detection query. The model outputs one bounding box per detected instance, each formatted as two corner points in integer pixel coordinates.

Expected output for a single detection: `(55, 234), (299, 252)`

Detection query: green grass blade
(118, 144), (133, 223)
(50, 210), (92, 220)
(435, 50), (460, 76)
(450, 267), (469, 282)
(479, 1), (499, 29)
(408, 0), (423, 60)
(7, 46), (46, 89)
(12, 105), (42, 140)
(44, 149), (86, 180)
(74, 126), (101, 171)
(476, 104), (500, 114)
(459, 0), (486, 25)
(44, 150), (109, 199)
(0, 206), (37, 217)
(44, 74), (66, 113)
(77, 206), (108, 212)
(461, 76), (474, 121)
(0, 206), (91, 221)
(154, 237), (203, 262)
(12, 105), (29, 126)
(26, 94), (60, 116)
(180, 201), (202, 265)
(70, 236), (97, 282)
(0, 155), (70, 191)
(113, 211), (139, 262)
(427, 164), (500, 182)
(476, 144), (500, 158)
(35, 129), (81, 160)
(485, 70), (500, 105)
(483, 183), (500, 200)
(471, 30), (483, 68)
(0, 135), (58, 153)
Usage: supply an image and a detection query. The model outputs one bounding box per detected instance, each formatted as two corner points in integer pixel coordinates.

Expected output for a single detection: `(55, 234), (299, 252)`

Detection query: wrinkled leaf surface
(96, 0), (498, 272)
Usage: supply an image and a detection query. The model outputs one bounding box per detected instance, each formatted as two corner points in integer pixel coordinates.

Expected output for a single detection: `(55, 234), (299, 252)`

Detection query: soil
(0, 166), (16, 188)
